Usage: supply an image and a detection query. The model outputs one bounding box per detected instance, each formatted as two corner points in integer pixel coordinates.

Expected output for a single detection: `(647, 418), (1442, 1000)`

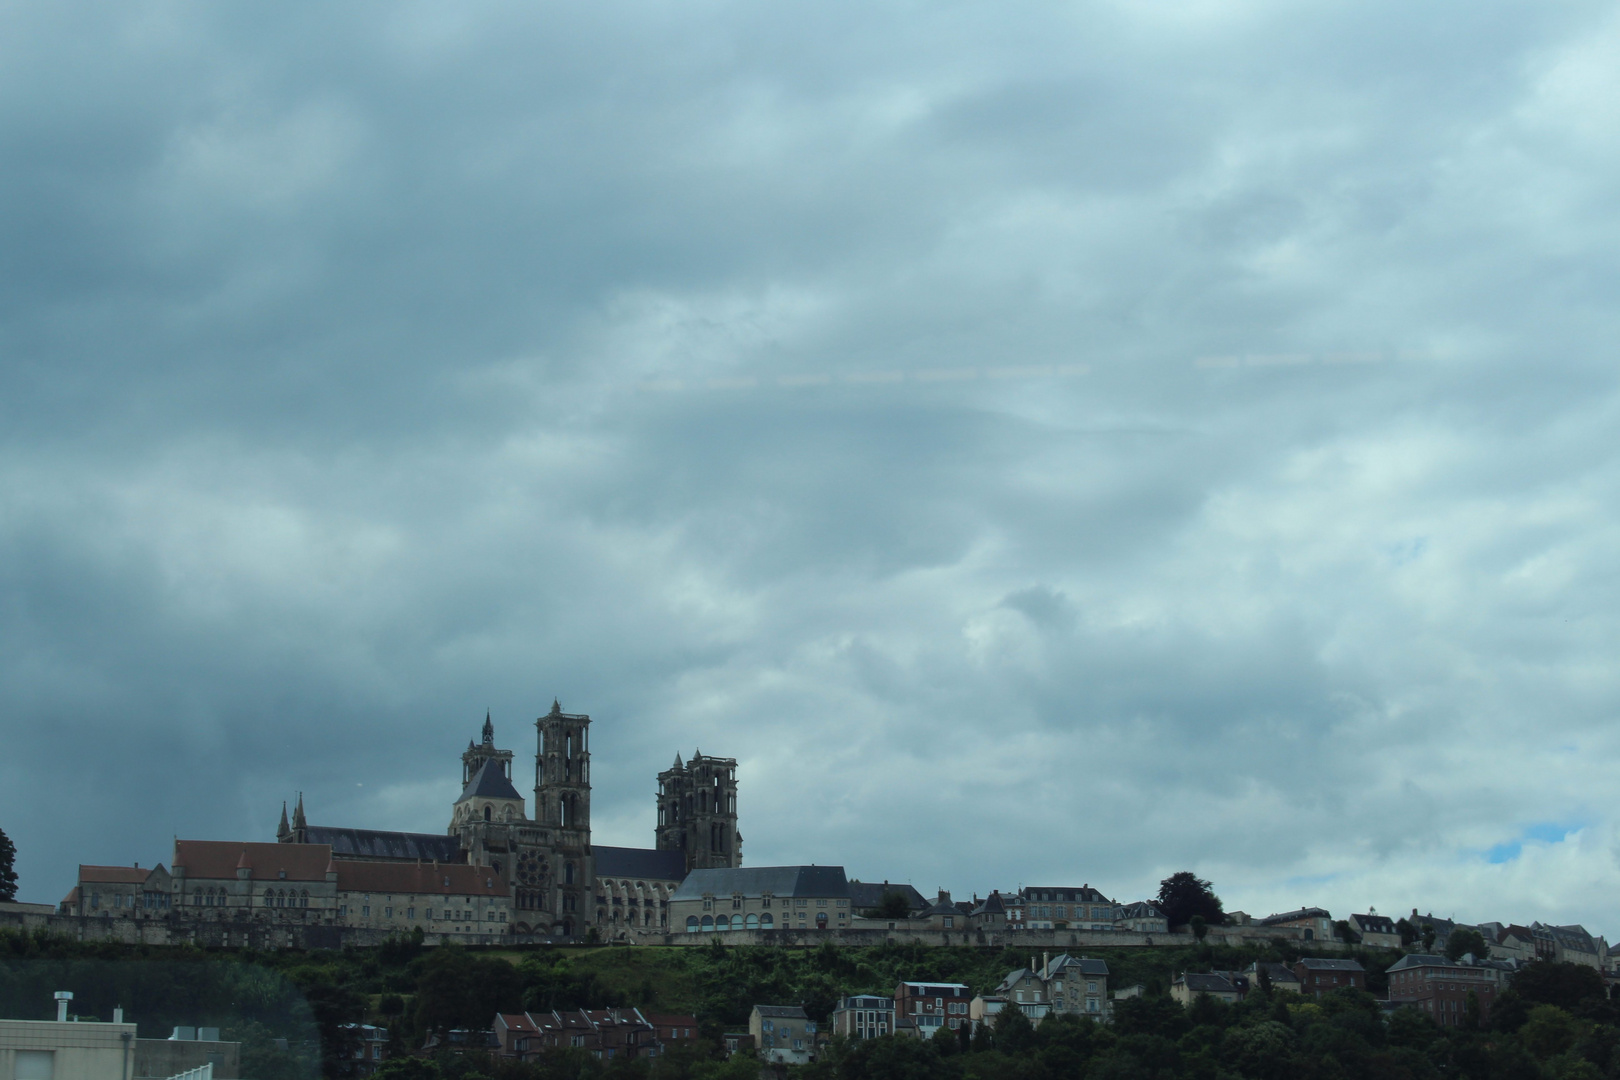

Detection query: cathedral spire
(277, 801), (290, 840)
(482, 710), (494, 746)
(292, 792), (306, 831)
(673, 752), (683, 770)
(550, 698), (562, 717)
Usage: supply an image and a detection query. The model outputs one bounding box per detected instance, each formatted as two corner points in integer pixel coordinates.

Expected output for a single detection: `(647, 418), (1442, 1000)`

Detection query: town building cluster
(9, 696), (1616, 1029)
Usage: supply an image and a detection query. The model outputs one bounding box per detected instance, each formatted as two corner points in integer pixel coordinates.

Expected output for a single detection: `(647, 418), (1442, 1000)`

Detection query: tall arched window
(760, 913), (774, 929)
(701, 915), (714, 931)
(715, 914), (729, 931)
(565, 863), (575, 885)
(300, 890), (309, 908)
(746, 914), (759, 930)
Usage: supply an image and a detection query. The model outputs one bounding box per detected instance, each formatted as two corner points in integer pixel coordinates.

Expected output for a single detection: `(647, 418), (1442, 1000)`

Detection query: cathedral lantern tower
(656, 750), (741, 872)
(451, 715), (525, 874)
(535, 699), (592, 930)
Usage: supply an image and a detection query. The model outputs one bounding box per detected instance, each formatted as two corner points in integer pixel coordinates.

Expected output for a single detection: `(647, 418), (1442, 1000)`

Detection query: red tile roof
(173, 841), (334, 882)
(334, 861), (506, 896)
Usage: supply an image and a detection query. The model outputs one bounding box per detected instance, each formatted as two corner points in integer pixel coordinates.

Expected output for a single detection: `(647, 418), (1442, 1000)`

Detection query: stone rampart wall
(1, 907), (1349, 953)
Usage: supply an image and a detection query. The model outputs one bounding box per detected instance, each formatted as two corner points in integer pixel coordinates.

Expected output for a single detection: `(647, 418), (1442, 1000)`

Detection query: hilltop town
(2, 702), (1617, 1077)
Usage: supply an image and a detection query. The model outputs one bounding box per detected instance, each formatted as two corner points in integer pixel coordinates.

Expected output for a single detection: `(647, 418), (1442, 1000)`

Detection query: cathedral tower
(535, 699), (592, 929)
(656, 750), (741, 872)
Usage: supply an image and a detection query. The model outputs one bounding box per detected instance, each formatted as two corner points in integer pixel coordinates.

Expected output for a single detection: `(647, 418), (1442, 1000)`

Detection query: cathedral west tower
(656, 751), (741, 872)
(535, 699), (592, 930)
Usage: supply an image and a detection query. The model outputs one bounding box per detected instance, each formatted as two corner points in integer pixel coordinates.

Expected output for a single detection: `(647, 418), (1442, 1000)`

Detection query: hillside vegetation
(7, 929), (1615, 1079)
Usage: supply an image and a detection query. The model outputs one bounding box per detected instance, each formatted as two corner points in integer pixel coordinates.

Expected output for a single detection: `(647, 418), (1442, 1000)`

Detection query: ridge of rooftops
(670, 865), (850, 901)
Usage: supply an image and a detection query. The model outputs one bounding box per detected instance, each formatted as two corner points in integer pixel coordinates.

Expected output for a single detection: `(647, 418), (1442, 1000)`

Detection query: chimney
(54, 992), (73, 1022)
(113, 1007), (123, 1025)
(1043, 951), (1051, 975)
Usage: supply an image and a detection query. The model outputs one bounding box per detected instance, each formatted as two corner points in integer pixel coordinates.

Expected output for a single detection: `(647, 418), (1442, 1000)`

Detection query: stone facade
(669, 866), (851, 934)
(40, 700), (729, 944)
(655, 752), (742, 872)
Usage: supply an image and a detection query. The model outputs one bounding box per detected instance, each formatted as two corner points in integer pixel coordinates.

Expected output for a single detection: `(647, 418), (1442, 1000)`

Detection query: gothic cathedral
(284, 698), (740, 938)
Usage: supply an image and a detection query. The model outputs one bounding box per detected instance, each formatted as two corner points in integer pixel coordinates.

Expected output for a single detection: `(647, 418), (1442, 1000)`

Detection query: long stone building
(60, 700), (740, 943)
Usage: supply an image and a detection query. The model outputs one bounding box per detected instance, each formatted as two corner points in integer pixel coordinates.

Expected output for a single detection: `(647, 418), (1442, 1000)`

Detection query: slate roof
(1178, 973), (1237, 994)
(1042, 954), (1110, 978)
(1352, 913), (1397, 935)
(1116, 901), (1164, 919)
(594, 846), (688, 882)
(297, 826), (465, 863)
(457, 758), (525, 803)
(1546, 924), (1599, 953)
(1387, 953), (1463, 971)
(1260, 907), (1332, 925)
(847, 881), (929, 911)
(972, 892), (1008, 916)
(1296, 957), (1365, 973)
(1022, 885), (1112, 903)
(1247, 962), (1301, 984)
(754, 1006), (809, 1019)
(995, 969), (1036, 994)
(672, 865), (849, 902)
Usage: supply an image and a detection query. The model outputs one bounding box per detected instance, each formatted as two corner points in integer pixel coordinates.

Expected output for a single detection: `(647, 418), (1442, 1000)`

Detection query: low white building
(1, 994), (137, 1080)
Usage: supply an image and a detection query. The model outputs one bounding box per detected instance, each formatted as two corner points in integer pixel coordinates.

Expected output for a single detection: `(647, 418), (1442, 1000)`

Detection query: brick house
(1386, 954), (1504, 1027)
(895, 981), (973, 1037)
(1292, 957), (1366, 997)
(493, 1008), (663, 1060)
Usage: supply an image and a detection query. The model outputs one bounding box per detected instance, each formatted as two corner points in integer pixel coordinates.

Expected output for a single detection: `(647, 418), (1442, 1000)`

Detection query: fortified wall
(1, 902), (1348, 952)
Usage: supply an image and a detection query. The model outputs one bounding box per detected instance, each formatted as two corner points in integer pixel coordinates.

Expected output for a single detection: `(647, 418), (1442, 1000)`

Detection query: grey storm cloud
(3, 0), (1620, 931)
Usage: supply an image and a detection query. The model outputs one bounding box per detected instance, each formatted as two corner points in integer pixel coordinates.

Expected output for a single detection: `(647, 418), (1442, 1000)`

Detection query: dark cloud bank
(2, 0), (1619, 931)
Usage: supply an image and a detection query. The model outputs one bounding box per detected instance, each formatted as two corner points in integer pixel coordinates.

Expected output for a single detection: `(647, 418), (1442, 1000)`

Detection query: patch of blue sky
(1483, 822), (1585, 864)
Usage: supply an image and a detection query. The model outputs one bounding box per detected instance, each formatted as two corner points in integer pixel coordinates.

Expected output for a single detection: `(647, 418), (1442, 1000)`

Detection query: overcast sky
(3, 0), (1619, 937)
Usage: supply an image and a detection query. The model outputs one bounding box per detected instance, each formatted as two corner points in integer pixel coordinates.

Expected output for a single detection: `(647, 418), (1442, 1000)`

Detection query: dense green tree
(864, 892), (914, 920)
(1519, 1004), (1581, 1059)
(1445, 927), (1488, 961)
(1154, 873), (1224, 930)
(285, 963), (366, 1078)
(0, 826), (17, 902)
(990, 1002), (1036, 1054)
(413, 948), (523, 1037)
(1511, 960), (1607, 1011)
(372, 1060), (444, 1080)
